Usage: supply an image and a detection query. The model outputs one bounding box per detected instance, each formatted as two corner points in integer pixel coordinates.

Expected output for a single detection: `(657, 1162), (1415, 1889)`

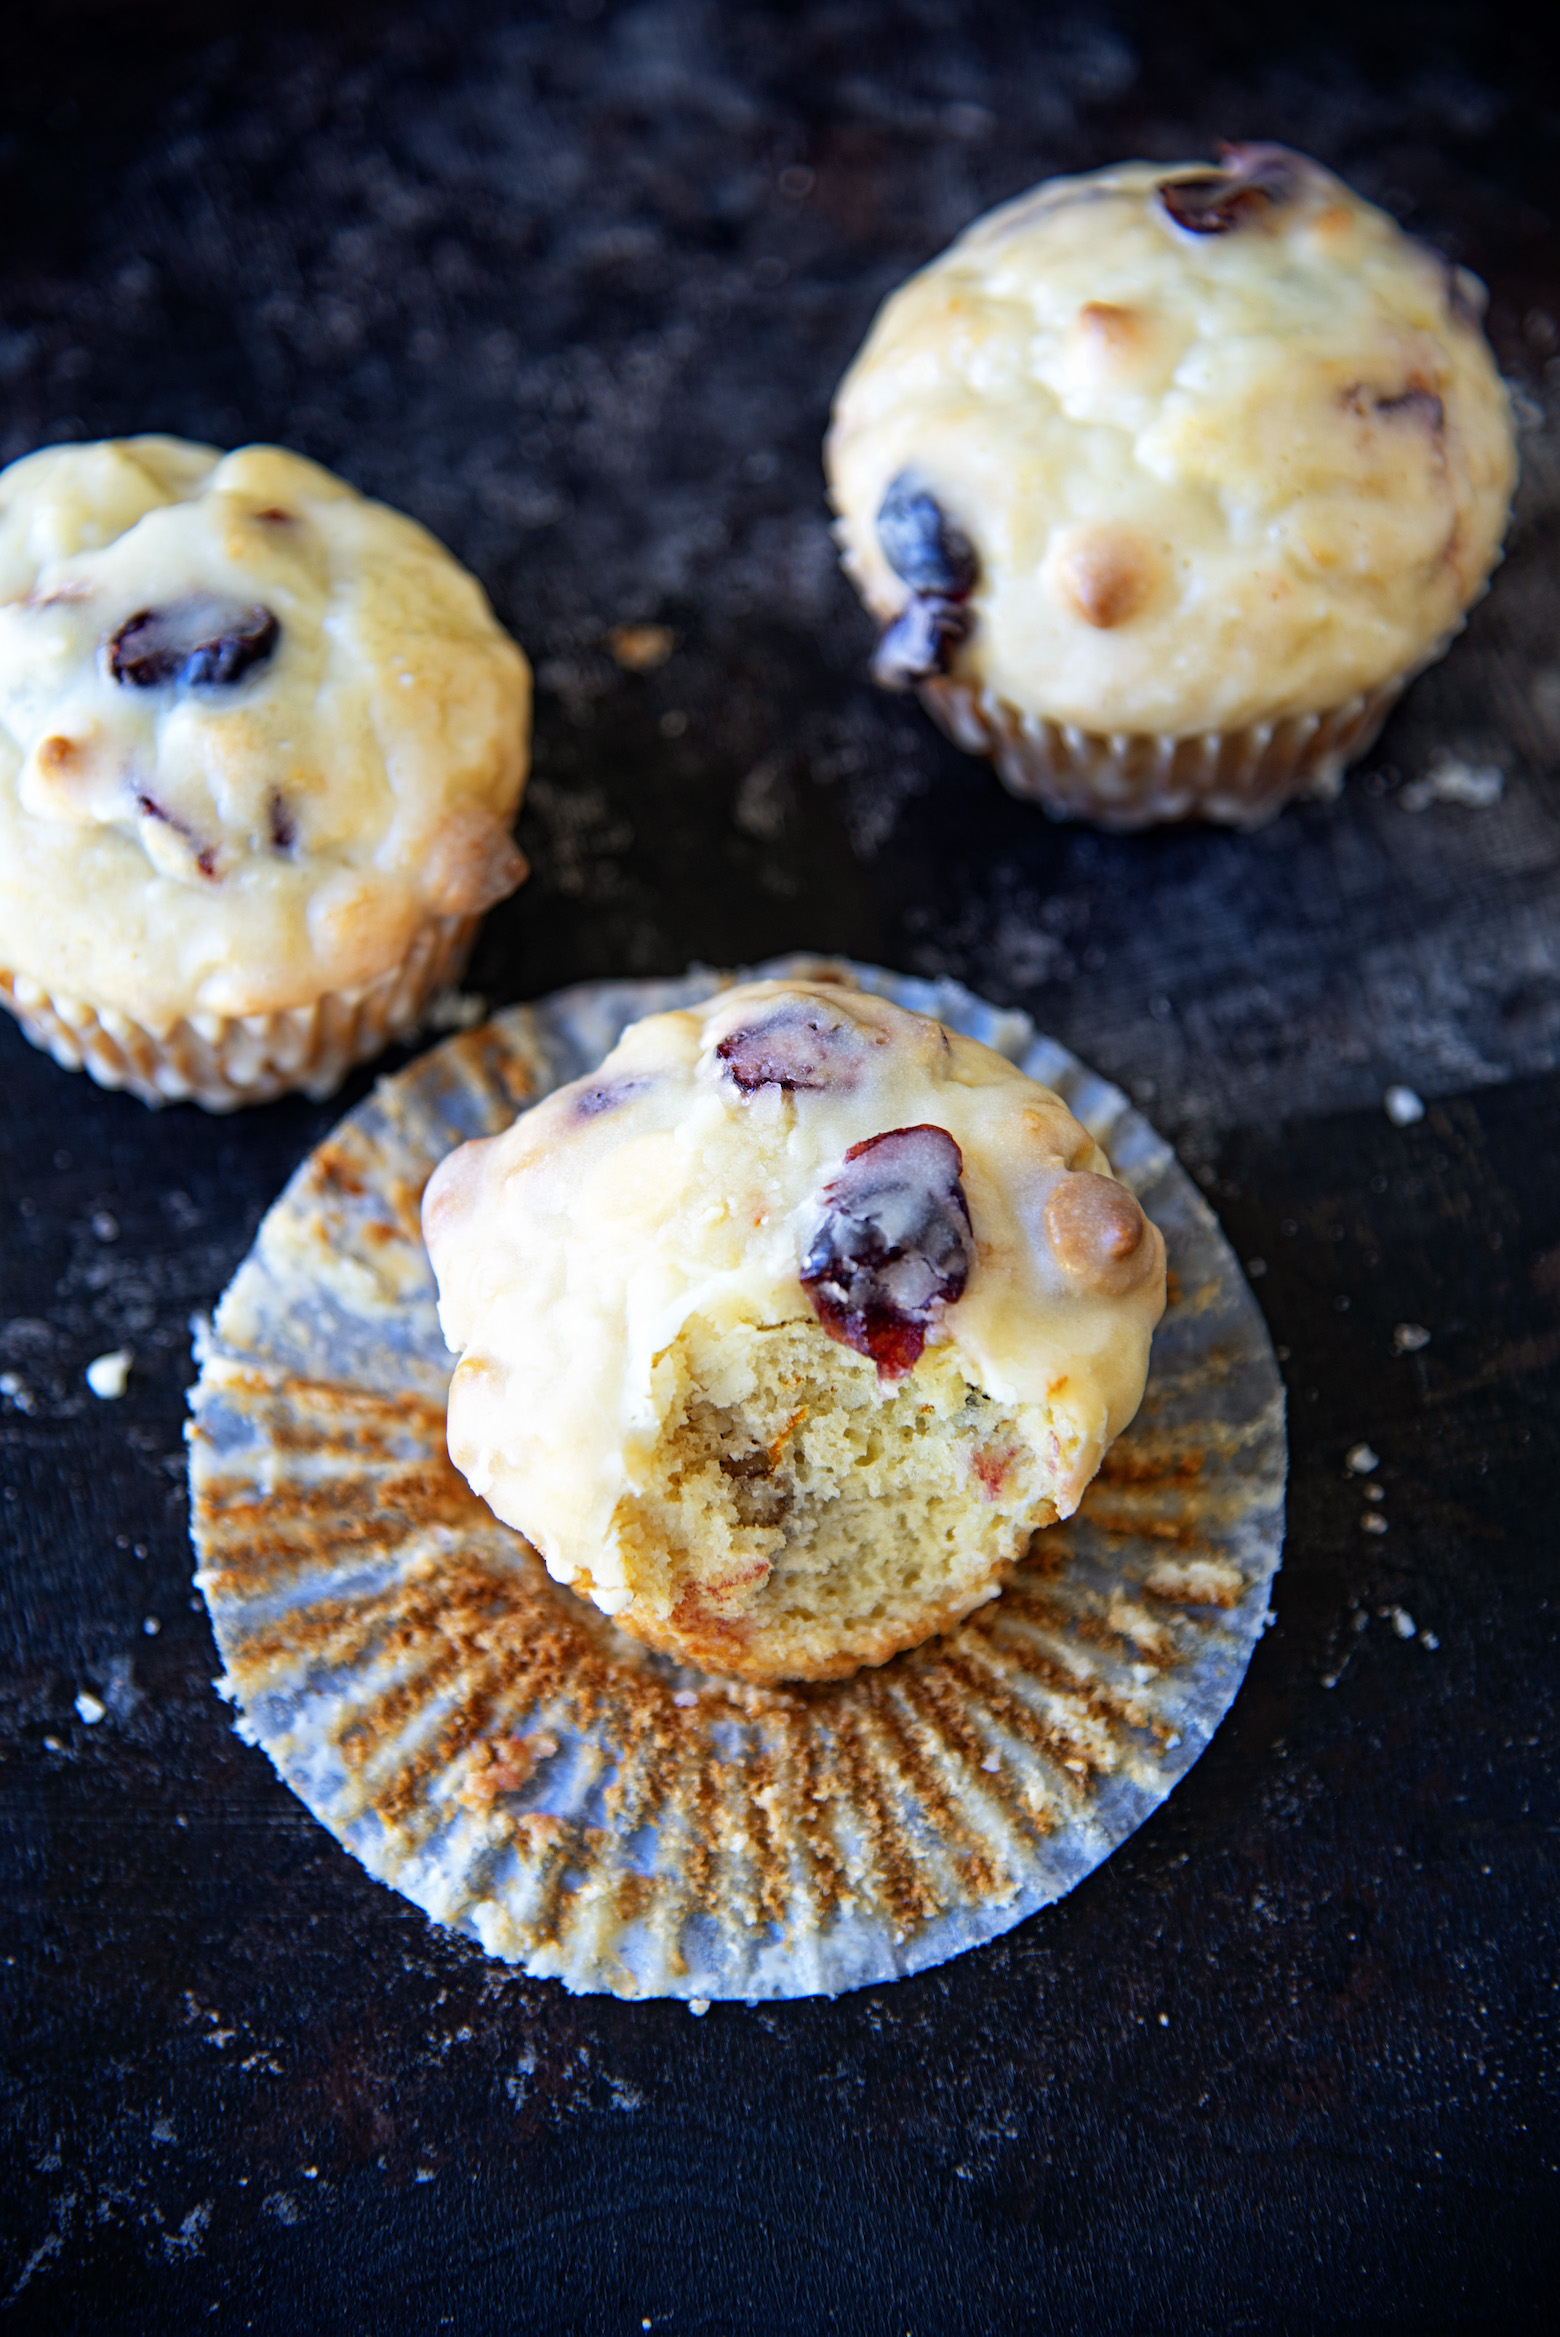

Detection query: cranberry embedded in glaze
(1156, 173), (1273, 235)
(875, 472), (978, 599)
(716, 1000), (863, 1094)
(108, 596), (280, 689)
(1157, 146), (1302, 236)
(800, 1124), (973, 1381)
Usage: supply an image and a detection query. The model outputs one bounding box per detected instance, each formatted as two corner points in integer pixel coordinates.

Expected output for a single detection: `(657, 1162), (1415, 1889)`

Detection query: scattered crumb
(1387, 1607), (1416, 1639)
(1346, 1442), (1380, 1474)
(1157, 2012), (1170, 2026)
(74, 1691), (105, 1724)
(1246, 1257), (1267, 1278)
(1361, 1513), (1389, 1535)
(143, 1616), (161, 1636)
(1400, 751), (1503, 812)
(687, 1997), (710, 2016)
(91, 1210), (120, 1242)
(1420, 1630), (1440, 1650)
(85, 1348), (132, 1399)
(0, 1371), (36, 1414)
(1393, 1323), (1431, 1354)
(609, 622), (675, 671)
(1383, 1085), (1425, 1126)
(1365, 1483), (1385, 1503)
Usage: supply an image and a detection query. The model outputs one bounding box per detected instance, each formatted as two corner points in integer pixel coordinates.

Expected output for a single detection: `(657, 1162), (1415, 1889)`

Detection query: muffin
(0, 434), (530, 1106)
(422, 978), (1166, 1682)
(826, 144), (1517, 827)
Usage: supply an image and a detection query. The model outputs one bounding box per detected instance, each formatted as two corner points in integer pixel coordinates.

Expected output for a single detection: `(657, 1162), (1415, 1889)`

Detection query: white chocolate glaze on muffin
(0, 436), (530, 1033)
(827, 146), (1516, 739)
(423, 980), (1166, 1680)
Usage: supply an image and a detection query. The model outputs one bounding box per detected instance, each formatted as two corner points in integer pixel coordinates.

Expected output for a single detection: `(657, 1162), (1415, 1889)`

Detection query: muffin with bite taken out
(827, 144), (1516, 827)
(422, 977), (1166, 1683)
(0, 434), (530, 1106)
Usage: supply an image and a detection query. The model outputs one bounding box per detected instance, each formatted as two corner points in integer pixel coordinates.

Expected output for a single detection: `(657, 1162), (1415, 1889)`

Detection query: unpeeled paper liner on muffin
(1, 911), (480, 1111)
(919, 672), (1413, 829)
(186, 958), (1287, 2000)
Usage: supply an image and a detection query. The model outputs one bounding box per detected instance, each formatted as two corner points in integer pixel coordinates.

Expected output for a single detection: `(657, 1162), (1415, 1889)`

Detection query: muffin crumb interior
(614, 1316), (1064, 1678)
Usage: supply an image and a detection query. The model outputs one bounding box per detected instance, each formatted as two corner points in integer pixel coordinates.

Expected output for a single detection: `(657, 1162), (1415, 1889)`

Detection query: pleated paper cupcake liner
(187, 958), (1287, 2000)
(1, 910), (479, 1111)
(921, 673), (1410, 829)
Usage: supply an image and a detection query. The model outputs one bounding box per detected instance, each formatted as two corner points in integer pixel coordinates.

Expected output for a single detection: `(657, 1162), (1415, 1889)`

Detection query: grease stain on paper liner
(187, 959), (1286, 2000)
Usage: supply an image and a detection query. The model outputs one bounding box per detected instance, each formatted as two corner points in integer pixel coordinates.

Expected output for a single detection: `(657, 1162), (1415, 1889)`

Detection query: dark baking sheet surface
(2, 3), (1557, 2330)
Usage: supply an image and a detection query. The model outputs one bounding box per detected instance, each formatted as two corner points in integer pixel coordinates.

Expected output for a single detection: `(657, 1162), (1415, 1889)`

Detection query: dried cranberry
(108, 596), (280, 689)
(871, 594), (970, 690)
(716, 1000), (863, 1094)
(875, 472), (978, 599)
(800, 1124), (973, 1381)
(1156, 173), (1273, 235)
(1157, 146), (1300, 236)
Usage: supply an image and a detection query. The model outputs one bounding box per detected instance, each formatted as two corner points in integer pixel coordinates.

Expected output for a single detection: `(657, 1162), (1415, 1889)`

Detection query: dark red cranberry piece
(871, 594), (970, 690)
(1157, 173), (1274, 235)
(875, 472), (978, 599)
(800, 1124), (973, 1382)
(716, 1000), (863, 1094)
(108, 596), (280, 689)
(1157, 146), (1302, 237)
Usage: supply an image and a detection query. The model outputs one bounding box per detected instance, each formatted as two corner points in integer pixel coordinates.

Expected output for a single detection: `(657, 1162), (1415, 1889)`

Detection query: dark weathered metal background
(2, 3), (1557, 2329)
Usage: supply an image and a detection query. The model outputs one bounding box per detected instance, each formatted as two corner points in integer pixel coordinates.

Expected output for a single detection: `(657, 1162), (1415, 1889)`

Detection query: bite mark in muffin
(424, 979), (1167, 1681)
